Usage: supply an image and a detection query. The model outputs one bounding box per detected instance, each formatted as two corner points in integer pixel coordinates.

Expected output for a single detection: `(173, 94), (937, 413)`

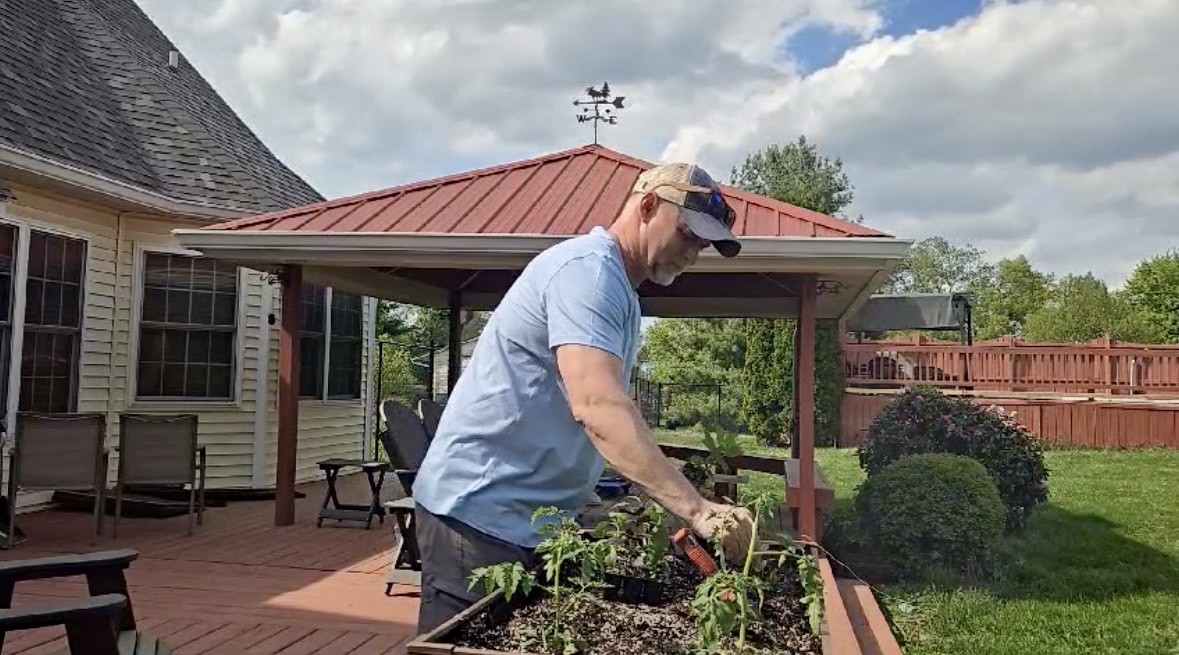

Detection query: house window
(136, 251), (238, 400)
(19, 230), (86, 412)
(299, 283), (325, 398)
(328, 291), (362, 399)
(0, 224), (16, 414)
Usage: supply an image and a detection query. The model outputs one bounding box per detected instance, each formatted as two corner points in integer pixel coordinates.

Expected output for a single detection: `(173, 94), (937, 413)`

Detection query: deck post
(447, 291), (462, 393)
(797, 274), (818, 541)
(275, 264), (302, 526)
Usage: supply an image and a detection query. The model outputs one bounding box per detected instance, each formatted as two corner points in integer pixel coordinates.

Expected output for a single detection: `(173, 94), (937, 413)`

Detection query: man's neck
(607, 222), (648, 288)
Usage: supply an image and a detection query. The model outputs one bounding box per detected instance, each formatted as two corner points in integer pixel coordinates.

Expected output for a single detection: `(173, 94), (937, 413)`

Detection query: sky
(136, 0), (1178, 288)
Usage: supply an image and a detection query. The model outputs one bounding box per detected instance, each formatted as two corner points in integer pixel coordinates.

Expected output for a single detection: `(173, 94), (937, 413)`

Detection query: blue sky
(787, 0), (984, 73)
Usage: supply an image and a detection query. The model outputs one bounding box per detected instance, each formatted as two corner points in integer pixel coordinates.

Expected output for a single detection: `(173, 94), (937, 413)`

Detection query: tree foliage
(1022, 273), (1164, 343)
(739, 318), (788, 445)
(813, 320), (845, 446)
(729, 135), (855, 218)
(1123, 249), (1179, 344)
(972, 255), (1054, 341)
(884, 236), (996, 296)
(374, 301), (490, 396)
(640, 319), (746, 429)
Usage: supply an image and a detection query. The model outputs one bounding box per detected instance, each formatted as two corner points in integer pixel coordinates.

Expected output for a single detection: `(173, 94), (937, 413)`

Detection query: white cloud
(671, 0), (1179, 285)
(136, 0), (1179, 286)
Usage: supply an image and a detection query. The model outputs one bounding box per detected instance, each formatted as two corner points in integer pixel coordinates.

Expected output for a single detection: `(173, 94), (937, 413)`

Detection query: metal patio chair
(114, 413), (206, 538)
(4, 412), (109, 549)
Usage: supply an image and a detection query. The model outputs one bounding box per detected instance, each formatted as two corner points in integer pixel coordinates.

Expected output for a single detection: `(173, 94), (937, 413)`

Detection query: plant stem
(736, 501), (763, 649)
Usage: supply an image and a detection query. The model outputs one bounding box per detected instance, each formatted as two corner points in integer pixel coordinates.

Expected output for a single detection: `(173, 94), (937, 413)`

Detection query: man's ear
(639, 192), (660, 223)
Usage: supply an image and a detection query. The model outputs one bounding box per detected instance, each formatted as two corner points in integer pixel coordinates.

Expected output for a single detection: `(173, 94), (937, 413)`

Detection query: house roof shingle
(0, 0), (323, 214)
(206, 144), (888, 238)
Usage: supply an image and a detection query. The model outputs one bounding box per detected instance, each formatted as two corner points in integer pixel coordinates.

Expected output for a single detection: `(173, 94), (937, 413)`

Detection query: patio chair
(417, 398), (444, 440)
(114, 414), (206, 538)
(378, 399), (433, 594)
(0, 548), (174, 654)
(4, 413), (109, 549)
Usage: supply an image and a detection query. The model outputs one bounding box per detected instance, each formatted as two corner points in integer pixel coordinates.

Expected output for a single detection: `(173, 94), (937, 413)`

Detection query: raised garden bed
(405, 493), (856, 655)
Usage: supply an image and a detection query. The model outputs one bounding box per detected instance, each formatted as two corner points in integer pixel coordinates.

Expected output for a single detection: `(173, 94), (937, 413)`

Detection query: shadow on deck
(0, 473), (420, 654)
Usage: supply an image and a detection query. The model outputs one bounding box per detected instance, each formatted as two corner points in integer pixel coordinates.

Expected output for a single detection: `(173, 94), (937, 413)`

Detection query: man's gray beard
(649, 266), (681, 287)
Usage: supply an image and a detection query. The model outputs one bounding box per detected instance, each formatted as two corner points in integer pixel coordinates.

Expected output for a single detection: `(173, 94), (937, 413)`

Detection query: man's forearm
(575, 391), (707, 524)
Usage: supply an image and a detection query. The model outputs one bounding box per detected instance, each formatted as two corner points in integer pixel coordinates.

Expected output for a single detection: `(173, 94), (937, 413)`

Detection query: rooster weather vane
(573, 82), (625, 145)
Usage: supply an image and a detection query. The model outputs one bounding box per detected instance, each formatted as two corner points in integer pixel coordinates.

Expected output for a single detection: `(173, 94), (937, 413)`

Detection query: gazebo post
(275, 264), (302, 526)
(797, 274), (818, 541)
(447, 290), (462, 393)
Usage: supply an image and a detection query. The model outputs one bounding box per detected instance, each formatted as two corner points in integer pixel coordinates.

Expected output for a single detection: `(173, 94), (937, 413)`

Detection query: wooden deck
(0, 473), (420, 654)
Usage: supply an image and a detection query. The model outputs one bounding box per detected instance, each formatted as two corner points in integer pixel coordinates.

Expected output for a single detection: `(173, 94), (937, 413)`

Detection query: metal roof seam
(544, 153), (601, 233)
(472, 161), (543, 233)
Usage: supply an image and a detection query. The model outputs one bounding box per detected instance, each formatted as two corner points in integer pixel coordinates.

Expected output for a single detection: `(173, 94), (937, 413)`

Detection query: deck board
(0, 473), (418, 654)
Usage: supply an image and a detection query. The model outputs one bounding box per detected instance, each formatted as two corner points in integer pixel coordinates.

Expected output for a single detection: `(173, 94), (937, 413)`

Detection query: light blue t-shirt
(412, 227), (642, 548)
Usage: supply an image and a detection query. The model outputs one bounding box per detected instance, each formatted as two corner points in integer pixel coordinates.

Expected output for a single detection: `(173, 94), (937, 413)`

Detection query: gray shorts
(414, 503), (537, 636)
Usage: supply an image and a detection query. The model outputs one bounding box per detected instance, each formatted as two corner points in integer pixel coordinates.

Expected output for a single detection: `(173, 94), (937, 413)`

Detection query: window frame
(127, 244), (246, 408)
(0, 214), (91, 434)
(326, 289), (363, 401)
(299, 282), (327, 400)
(18, 226), (88, 413)
(0, 219), (19, 423)
(299, 285), (365, 405)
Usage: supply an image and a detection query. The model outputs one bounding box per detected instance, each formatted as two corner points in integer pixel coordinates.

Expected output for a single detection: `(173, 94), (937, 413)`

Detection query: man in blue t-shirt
(411, 161), (756, 633)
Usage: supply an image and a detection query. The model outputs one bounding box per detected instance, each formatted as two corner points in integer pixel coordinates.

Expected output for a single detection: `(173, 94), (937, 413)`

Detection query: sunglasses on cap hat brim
(647, 181), (741, 257)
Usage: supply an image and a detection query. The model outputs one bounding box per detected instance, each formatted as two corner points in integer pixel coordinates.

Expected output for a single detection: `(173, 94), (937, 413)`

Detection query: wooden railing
(842, 335), (1179, 396)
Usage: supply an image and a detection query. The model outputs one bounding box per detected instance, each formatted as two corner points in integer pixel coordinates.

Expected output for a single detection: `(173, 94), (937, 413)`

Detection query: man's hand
(690, 501), (756, 564)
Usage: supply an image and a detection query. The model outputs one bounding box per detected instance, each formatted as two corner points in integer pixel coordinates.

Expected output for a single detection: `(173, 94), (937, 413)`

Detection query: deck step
(837, 579), (903, 655)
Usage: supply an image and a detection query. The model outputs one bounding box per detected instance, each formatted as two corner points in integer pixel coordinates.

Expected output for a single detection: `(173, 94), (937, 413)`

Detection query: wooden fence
(842, 335), (1179, 397)
(839, 392), (1179, 450)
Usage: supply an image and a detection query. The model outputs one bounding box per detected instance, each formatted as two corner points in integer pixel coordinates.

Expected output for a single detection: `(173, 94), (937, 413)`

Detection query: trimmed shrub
(857, 387), (1049, 529)
(855, 453), (1006, 581)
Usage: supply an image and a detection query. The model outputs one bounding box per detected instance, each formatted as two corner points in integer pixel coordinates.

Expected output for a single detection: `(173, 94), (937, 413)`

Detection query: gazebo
(173, 144), (912, 541)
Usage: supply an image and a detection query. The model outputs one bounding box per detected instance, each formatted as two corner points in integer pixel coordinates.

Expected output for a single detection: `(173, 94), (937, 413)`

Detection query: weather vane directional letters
(573, 82), (625, 145)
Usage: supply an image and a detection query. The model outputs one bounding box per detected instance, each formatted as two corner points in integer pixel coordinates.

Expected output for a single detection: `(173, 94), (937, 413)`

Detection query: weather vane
(573, 82), (625, 145)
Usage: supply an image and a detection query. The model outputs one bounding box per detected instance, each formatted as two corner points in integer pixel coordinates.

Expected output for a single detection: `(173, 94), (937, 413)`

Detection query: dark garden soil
(450, 556), (822, 655)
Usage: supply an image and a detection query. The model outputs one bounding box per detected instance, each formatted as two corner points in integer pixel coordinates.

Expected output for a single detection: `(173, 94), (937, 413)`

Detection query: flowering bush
(857, 387), (1050, 529)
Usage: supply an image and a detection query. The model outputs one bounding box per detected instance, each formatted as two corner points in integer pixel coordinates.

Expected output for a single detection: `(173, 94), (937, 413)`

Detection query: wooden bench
(784, 459), (836, 543)
(0, 548), (172, 654)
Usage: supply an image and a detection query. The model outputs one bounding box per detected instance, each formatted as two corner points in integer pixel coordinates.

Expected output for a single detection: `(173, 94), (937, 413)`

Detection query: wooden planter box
(405, 551), (875, 655)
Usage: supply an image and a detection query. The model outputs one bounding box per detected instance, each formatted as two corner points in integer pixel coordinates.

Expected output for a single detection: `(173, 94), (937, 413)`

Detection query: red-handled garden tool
(671, 528), (734, 601)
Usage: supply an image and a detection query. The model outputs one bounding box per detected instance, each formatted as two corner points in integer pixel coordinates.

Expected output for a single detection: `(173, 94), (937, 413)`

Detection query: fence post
(1008, 335), (1017, 391)
(1104, 334), (1114, 395)
(656, 382), (663, 428)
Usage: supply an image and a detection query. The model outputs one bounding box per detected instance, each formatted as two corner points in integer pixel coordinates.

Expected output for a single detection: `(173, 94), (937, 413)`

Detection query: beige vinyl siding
(1, 183), (373, 495)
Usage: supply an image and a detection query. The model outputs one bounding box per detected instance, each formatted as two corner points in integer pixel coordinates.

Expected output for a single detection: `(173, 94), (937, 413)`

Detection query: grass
(654, 428), (1179, 655)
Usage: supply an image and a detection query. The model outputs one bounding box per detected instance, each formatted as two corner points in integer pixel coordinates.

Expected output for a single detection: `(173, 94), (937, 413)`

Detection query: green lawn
(655, 428), (1179, 655)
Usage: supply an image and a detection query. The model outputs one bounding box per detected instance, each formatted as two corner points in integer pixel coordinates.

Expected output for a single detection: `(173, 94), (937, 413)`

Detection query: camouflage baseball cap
(632, 162), (741, 257)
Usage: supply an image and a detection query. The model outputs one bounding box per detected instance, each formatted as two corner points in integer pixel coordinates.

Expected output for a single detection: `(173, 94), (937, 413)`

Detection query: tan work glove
(690, 501), (756, 564)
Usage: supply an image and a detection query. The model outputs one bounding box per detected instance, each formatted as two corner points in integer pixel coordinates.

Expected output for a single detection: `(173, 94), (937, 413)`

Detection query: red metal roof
(206, 144), (887, 238)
